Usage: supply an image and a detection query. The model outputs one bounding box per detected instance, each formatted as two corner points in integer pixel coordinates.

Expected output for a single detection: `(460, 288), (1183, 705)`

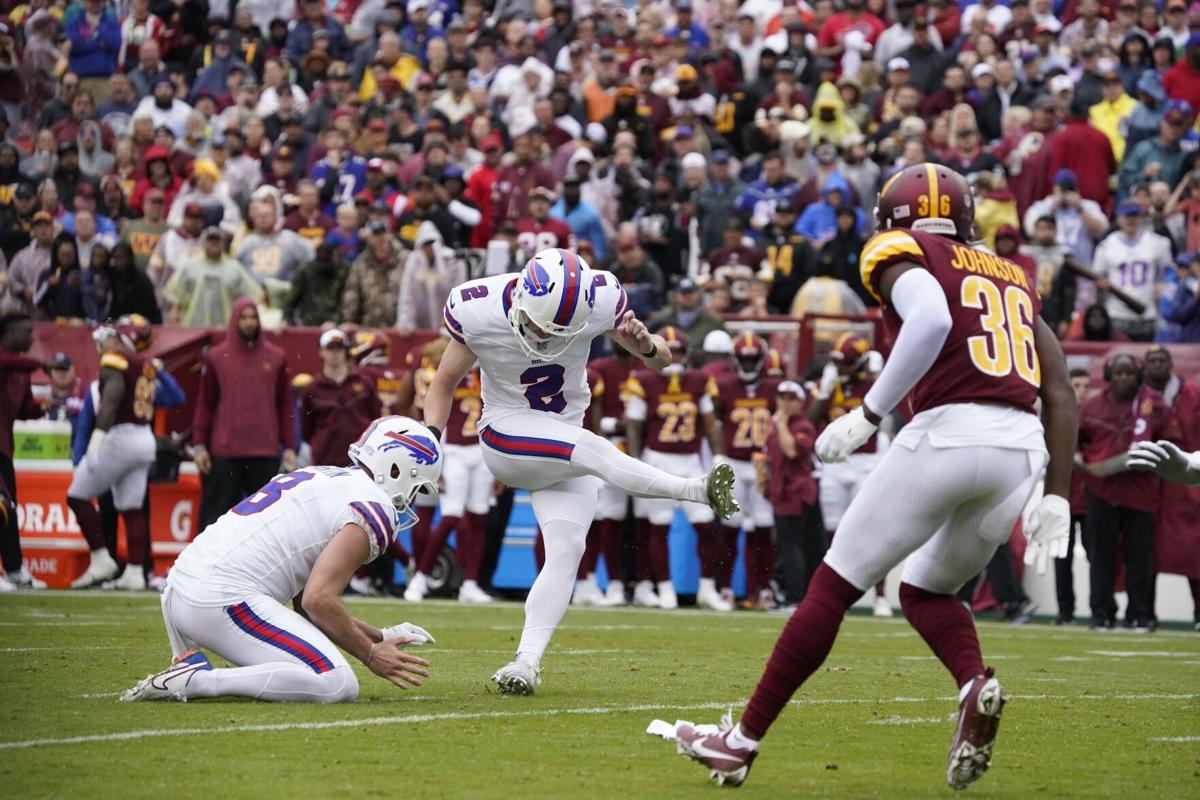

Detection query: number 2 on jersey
(961, 275), (1040, 386)
(521, 364), (567, 413)
(233, 471), (315, 516)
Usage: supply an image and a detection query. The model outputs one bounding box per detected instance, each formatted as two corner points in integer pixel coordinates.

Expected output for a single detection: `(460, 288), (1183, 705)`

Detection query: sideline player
(577, 349), (640, 606)
(626, 327), (730, 611)
(425, 248), (738, 695)
(667, 164), (1076, 788)
(405, 338), (494, 604)
(68, 315), (159, 591)
(121, 417), (441, 703)
(714, 332), (781, 609)
(808, 332), (893, 617)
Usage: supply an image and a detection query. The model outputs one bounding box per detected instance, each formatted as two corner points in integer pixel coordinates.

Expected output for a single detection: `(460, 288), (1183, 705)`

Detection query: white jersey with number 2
(442, 271), (629, 429)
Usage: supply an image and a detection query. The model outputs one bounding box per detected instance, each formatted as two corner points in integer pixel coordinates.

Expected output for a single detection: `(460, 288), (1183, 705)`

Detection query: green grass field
(1, 593), (1197, 799)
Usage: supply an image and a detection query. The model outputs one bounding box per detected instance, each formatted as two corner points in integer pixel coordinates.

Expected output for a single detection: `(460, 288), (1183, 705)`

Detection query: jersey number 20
(961, 276), (1040, 386)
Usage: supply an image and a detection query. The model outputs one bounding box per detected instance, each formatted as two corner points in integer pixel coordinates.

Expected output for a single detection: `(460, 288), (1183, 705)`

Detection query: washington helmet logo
(380, 432), (440, 465)
(523, 261), (554, 297)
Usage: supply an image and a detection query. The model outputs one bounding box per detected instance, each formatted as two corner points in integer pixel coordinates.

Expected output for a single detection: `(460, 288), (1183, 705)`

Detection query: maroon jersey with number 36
(860, 227), (1042, 418)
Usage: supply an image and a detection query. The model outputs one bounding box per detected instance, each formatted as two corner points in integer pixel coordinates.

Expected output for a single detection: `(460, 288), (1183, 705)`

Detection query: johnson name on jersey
(442, 270), (629, 429)
(169, 466), (401, 606)
(859, 227), (1042, 417)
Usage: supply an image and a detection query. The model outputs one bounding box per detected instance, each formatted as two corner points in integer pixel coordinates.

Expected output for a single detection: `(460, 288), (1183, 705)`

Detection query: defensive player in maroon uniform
(668, 164), (1077, 790)
(393, 340), (443, 569)
(625, 328), (730, 611)
(68, 315), (160, 591)
(405, 345), (494, 604)
(713, 332), (781, 609)
(575, 349), (639, 606)
(808, 332), (893, 617)
(515, 187), (573, 263)
(352, 328), (404, 416)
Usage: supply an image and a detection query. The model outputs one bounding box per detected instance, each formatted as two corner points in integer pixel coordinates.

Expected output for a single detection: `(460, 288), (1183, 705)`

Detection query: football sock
(876, 580), (887, 599)
(740, 564), (864, 740)
(120, 508), (149, 565)
(187, 663), (357, 703)
(721, 526), (740, 586)
(570, 430), (707, 504)
(461, 513), (487, 582)
(695, 523), (720, 579)
(599, 519), (623, 585)
(578, 524), (600, 580)
(745, 528), (775, 597)
(634, 519), (652, 583)
(728, 724), (760, 750)
(67, 497), (106, 551)
(515, 518), (588, 665)
(409, 506), (434, 566)
(648, 524), (670, 583)
(419, 515), (460, 575)
(899, 581), (986, 687)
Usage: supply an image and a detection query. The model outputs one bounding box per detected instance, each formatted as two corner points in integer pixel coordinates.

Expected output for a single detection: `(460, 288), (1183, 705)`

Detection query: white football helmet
(508, 248), (596, 360)
(347, 416), (442, 529)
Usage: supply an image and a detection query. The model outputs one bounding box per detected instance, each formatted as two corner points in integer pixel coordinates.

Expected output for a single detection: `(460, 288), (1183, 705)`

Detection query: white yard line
(867, 716), (946, 726)
(1151, 736), (1200, 743)
(0, 646), (125, 653)
(4, 693), (1196, 752)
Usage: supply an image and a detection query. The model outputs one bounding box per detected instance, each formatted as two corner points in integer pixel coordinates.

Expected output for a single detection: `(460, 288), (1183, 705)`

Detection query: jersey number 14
(961, 275), (1040, 386)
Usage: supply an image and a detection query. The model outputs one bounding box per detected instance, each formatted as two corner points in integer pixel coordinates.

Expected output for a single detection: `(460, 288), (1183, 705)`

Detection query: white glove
(1127, 440), (1200, 486)
(815, 406), (877, 463)
(866, 350), (884, 373)
(379, 622), (436, 647)
(815, 362), (841, 400)
(86, 430), (106, 467)
(1023, 494), (1071, 575)
(599, 416), (619, 436)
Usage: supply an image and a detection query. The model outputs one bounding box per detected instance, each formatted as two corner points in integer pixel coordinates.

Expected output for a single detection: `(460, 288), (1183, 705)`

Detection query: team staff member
(0, 312), (46, 590)
(1077, 354), (1169, 631)
(192, 298), (297, 529)
(1056, 367), (1093, 624)
(765, 381), (821, 607)
(300, 329), (381, 468)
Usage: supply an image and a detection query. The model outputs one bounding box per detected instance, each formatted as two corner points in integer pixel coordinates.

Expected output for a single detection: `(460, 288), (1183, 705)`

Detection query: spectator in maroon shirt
(1077, 354), (1170, 630)
(1048, 96), (1117, 211)
(299, 329), (381, 468)
(192, 298), (297, 530)
(492, 134), (554, 238)
(994, 95), (1061, 217)
(765, 381), (821, 606)
(0, 312), (46, 589)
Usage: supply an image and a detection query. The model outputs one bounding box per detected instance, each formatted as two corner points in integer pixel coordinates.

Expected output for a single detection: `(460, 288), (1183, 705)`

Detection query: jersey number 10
(961, 275), (1041, 387)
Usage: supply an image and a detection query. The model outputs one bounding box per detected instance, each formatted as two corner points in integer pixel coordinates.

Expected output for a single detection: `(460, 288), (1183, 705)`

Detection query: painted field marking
(867, 716), (947, 726)
(3, 693), (1195, 752)
(0, 646), (125, 653)
(1151, 736), (1200, 743)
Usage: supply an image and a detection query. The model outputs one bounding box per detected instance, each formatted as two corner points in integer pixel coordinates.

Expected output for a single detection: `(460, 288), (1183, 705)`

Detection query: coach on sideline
(192, 298), (297, 529)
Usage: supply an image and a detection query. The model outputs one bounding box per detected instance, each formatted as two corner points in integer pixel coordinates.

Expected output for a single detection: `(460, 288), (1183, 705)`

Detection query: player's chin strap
(862, 268), (954, 419)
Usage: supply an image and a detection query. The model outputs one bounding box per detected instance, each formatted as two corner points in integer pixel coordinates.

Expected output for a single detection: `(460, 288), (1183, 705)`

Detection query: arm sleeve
(862, 268), (954, 417)
(447, 200), (482, 227)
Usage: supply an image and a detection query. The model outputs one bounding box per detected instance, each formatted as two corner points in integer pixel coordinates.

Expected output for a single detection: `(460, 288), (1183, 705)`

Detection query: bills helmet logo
(522, 260), (554, 297)
(380, 432), (440, 465)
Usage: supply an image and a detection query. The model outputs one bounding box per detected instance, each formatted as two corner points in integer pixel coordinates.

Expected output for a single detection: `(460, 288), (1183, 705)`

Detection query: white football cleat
(873, 595), (894, 617)
(603, 581), (626, 606)
(404, 572), (428, 602)
(121, 650), (212, 702)
(657, 581), (678, 610)
(7, 565), (46, 589)
(491, 660), (541, 695)
(107, 568), (147, 591)
(571, 578), (605, 606)
(71, 549), (119, 589)
(0, 574), (15, 593)
(458, 579), (494, 604)
(697, 578), (733, 612)
(632, 580), (660, 607)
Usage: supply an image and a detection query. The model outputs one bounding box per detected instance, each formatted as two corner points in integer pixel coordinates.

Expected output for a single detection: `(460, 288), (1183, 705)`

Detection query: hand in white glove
(85, 430), (106, 468)
(379, 622), (436, 647)
(1023, 494), (1071, 575)
(866, 350), (884, 374)
(814, 406), (878, 463)
(816, 362), (841, 400)
(1127, 440), (1200, 486)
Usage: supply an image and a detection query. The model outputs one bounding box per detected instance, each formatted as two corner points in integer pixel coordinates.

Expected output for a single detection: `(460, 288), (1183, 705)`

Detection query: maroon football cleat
(947, 667), (1007, 790)
(676, 715), (759, 788)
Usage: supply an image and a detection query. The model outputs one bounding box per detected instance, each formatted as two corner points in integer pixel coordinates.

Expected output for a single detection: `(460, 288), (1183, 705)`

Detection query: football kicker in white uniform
(425, 248), (739, 695)
(121, 417), (442, 704)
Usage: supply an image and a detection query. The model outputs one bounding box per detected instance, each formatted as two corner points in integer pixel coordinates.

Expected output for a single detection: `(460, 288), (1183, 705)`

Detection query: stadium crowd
(0, 0), (1197, 626)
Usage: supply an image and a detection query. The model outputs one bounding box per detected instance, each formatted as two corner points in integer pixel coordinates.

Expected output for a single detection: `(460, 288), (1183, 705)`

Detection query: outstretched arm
(424, 338), (477, 438)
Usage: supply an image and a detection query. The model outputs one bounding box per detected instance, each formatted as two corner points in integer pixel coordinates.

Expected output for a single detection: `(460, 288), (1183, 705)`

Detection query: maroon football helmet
(114, 314), (153, 352)
(661, 325), (690, 365)
(730, 331), (768, 383)
(829, 332), (870, 374)
(875, 163), (974, 241)
(351, 328), (391, 366)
